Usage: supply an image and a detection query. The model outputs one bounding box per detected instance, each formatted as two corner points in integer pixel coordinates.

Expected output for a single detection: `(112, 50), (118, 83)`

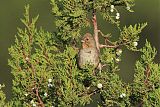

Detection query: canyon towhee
(78, 33), (100, 70)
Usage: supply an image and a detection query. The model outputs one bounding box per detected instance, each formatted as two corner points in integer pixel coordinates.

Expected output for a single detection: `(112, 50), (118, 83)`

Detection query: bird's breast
(78, 48), (99, 69)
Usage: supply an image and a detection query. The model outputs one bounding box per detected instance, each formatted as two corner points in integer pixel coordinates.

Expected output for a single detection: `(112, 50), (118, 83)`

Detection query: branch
(78, 88), (99, 97)
(111, 1), (126, 6)
(92, 9), (100, 51)
(35, 88), (45, 107)
(100, 40), (131, 49)
(98, 30), (115, 46)
(98, 30), (111, 38)
(144, 65), (150, 84)
(99, 44), (118, 48)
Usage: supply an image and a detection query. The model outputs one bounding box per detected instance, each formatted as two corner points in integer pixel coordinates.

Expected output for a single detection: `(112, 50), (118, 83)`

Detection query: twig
(144, 65), (150, 84)
(99, 41), (131, 49)
(98, 30), (111, 38)
(99, 44), (118, 48)
(105, 38), (115, 46)
(78, 88), (99, 97)
(35, 88), (45, 107)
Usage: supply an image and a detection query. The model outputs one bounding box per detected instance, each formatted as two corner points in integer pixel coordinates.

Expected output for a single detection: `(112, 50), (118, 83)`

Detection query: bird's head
(81, 33), (96, 48)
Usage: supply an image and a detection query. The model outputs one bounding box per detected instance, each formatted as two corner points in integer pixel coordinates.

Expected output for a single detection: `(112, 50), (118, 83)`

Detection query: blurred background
(0, 0), (160, 100)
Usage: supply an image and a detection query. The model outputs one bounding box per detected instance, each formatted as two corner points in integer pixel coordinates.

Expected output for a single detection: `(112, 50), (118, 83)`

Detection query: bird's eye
(86, 38), (89, 41)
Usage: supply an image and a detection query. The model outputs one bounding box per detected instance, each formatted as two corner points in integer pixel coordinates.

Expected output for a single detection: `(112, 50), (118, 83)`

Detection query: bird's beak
(81, 40), (85, 43)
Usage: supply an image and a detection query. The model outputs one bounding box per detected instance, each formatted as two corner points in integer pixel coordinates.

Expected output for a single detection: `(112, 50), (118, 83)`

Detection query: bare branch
(36, 88), (45, 107)
(92, 12), (100, 51)
(99, 44), (118, 48)
(98, 30), (111, 38)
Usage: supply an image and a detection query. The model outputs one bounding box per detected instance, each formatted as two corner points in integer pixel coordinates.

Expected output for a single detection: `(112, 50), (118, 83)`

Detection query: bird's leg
(93, 63), (102, 75)
(97, 63), (107, 74)
(97, 63), (102, 74)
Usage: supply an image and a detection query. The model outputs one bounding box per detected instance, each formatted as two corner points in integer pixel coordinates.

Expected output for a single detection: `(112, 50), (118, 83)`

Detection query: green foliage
(94, 0), (134, 26)
(51, 0), (89, 41)
(132, 41), (160, 106)
(0, 0), (159, 107)
(52, 46), (92, 106)
(101, 48), (120, 73)
(0, 84), (7, 107)
(50, 0), (135, 42)
(8, 5), (58, 107)
(97, 72), (131, 107)
(0, 84), (13, 107)
(119, 23), (147, 51)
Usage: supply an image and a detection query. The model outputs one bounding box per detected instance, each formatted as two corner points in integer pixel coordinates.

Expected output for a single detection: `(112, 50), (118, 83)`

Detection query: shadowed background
(0, 0), (160, 101)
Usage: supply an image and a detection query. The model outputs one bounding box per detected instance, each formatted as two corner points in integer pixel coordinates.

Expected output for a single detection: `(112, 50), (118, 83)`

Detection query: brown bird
(78, 33), (99, 69)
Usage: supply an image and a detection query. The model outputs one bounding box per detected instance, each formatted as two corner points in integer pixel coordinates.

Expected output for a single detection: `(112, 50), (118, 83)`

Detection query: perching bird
(78, 33), (99, 70)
